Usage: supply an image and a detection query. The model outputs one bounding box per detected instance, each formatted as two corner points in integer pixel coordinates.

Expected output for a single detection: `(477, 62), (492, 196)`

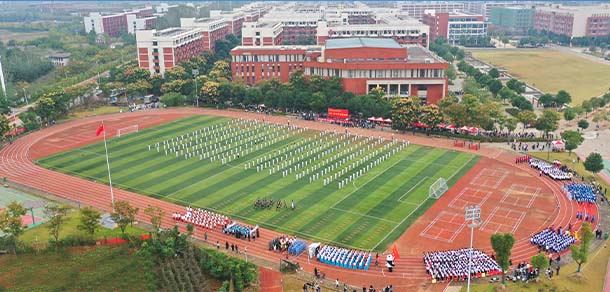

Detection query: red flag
(392, 244), (400, 259)
(96, 124), (105, 136)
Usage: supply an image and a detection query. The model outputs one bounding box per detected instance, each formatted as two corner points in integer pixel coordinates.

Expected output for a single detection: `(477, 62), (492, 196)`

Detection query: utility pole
(192, 69), (199, 107)
(0, 55), (7, 98)
(465, 205), (482, 292)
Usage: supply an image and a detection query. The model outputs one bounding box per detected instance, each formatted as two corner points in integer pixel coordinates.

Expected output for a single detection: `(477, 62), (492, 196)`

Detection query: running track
(0, 108), (598, 290)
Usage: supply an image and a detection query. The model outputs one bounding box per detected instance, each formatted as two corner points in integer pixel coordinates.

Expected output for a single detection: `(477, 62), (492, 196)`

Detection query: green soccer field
(36, 115), (479, 251)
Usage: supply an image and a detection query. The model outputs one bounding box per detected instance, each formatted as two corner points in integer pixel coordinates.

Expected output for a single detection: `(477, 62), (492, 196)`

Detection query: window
(152, 41), (158, 46)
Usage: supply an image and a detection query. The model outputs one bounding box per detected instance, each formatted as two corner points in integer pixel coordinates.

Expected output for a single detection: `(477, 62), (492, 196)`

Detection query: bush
(197, 247), (258, 292)
(505, 108), (521, 117)
(56, 234), (96, 247)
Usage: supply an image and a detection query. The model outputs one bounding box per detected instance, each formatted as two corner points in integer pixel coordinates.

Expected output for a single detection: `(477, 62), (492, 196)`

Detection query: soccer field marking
(330, 207), (399, 224)
(447, 187), (492, 210)
(397, 176), (428, 202)
(469, 167), (508, 189)
(418, 211), (466, 243)
(479, 206), (526, 234)
(499, 184), (541, 209)
(371, 195), (431, 250)
(329, 155), (407, 209)
(447, 154), (476, 182)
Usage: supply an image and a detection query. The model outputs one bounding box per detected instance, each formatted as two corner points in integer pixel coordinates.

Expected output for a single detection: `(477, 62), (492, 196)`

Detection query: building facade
(534, 4), (610, 38)
(316, 21), (430, 48)
(84, 8), (155, 37)
(136, 28), (205, 75)
(180, 18), (232, 51)
(241, 22), (284, 46)
(230, 38), (448, 104)
(48, 53), (71, 67)
(489, 7), (535, 33)
(423, 11), (487, 44)
(399, 2), (465, 20)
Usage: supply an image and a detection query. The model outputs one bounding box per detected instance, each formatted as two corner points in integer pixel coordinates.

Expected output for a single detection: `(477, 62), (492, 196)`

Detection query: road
(548, 44), (610, 66)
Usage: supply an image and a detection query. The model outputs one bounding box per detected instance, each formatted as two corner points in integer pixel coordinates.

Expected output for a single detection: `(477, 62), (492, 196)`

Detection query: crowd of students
(269, 235), (306, 255)
(564, 183), (598, 203)
(223, 222), (259, 240)
(530, 228), (576, 253)
(172, 207), (230, 229)
(423, 249), (502, 282)
(529, 159), (572, 180)
(316, 245), (373, 270)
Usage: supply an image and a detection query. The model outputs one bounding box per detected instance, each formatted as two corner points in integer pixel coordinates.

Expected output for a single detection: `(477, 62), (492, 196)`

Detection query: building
(464, 1), (537, 21)
(230, 38), (448, 104)
(316, 21), (430, 48)
(180, 18), (231, 51)
(48, 53), (71, 67)
(489, 7), (535, 33)
(423, 11), (487, 44)
(84, 8), (156, 37)
(534, 4), (610, 38)
(136, 28), (205, 75)
(399, 2), (465, 20)
(210, 10), (246, 35)
(241, 22), (284, 46)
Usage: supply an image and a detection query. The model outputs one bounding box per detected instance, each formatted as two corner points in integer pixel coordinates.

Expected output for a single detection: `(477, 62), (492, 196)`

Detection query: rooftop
(154, 28), (196, 37)
(325, 38), (402, 50)
(405, 45), (444, 63)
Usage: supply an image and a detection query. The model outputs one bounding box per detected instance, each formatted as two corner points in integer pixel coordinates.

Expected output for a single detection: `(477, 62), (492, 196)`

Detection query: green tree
(584, 152), (604, 174)
(563, 108), (576, 123)
(487, 79), (503, 96)
(488, 68), (500, 79)
(582, 100), (593, 117)
(420, 104), (444, 128)
(561, 130), (584, 156)
(77, 206), (101, 235)
(160, 92), (186, 107)
(498, 87), (515, 104)
(517, 110), (537, 127)
(43, 203), (71, 247)
(555, 90), (572, 106)
(535, 110), (560, 134)
(445, 65), (457, 81)
(506, 79), (526, 94)
(0, 200), (27, 253)
(578, 119), (589, 131)
(391, 97), (420, 130)
(530, 252), (549, 280)
(144, 205), (165, 233)
(0, 115), (10, 139)
(538, 93), (555, 108)
(570, 222), (594, 273)
(505, 117), (518, 134)
(110, 200), (139, 234)
(490, 233), (515, 285)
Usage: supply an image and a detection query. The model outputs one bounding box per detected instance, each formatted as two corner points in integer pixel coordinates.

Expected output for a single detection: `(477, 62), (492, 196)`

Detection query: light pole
(22, 87), (28, 104)
(0, 55), (6, 98)
(192, 69), (199, 107)
(465, 205), (482, 292)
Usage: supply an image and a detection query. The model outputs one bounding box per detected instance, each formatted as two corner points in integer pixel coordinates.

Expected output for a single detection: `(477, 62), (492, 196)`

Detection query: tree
(487, 79), (503, 96)
(490, 233), (515, 285)
(555, 90), (572, 106)
(488, 68), (500, 79)
(43, 203), (71, 247)
(498, 87), (515, 104)
(0, 200), (27, 253)
(582, 100), (593, 117)
(500, 37), (510, 47)
(561, 130), (584, 156)
(506, 79), (526, 94)
(0, 115), (10, 139)
(160, 92), (186, 107)
(584, 152), (604, 174)
(505, 117), (518, 134)
(110, 200), (139, 234)
(144, 205), (165, 232)
(563, 108), (576, 123)
(200, 81), (220, 103)
(530, 252), (549, 280)
(420, 104), (444, 128)
(445, 65), (457, 81)
(578, 119), (589, 131)
(77, 206), (101, 235)
(517, 110), (537, 127)
(535, 110), (560, 134)
(538, 93), (555, 108)
(570, 222), (594, 273)
(391, 97), (420, 130)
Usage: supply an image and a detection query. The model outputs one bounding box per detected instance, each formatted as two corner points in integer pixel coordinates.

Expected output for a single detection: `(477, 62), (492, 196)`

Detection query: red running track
(0, 108), (597, 290)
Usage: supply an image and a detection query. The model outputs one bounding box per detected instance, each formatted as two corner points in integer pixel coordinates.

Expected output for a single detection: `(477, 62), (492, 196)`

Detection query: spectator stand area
(423, 248), (502, 283)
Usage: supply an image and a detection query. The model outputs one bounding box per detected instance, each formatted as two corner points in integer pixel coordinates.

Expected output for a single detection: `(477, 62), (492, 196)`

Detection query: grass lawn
(20, 210), (147, 246)
(61, 105), (129, 121)
(529, 151), (610, 193)
(470, 49), (610, 104)
(463, 238), (610, 292)
(0, 29), (48, 43)
(35, 115), (478, 251)
(0, 246), (149, 291)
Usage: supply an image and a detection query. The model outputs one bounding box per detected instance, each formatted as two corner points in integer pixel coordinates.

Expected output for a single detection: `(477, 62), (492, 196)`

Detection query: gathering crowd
(316, 245), (373, 270)
(171, 207), (230, 229)
(423, 249), (502, 282)
(530, 227), (576, 253)
(529, 159), (572, 180)
(564, 183), (598, 203)
(223, 222), (259, 240)
(269, 235), (306, 255)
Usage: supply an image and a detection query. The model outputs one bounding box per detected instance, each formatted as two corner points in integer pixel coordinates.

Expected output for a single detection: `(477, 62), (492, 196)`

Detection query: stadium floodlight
(0, 55), (7, 98)
(465, 205), (482, 292)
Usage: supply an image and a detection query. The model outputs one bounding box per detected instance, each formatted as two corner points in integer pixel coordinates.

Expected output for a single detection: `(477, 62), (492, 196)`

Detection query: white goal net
(117, 125), (139, 137)
(429, 177), (448, 199)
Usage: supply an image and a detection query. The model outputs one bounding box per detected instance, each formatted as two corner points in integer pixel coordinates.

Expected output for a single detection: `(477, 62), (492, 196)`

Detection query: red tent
(367, 116), (377, 121)
(445, 124), (455, 129)
(459, 126), (470, 131)
(469, 127), (478, 132)
(383, 118), (392, 123)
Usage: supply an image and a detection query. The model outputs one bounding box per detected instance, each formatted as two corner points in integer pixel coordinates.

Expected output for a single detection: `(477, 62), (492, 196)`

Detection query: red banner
(328, 108), (349, 119)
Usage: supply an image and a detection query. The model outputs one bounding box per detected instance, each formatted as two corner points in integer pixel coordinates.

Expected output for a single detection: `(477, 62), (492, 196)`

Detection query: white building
(136, 28), (205, 75)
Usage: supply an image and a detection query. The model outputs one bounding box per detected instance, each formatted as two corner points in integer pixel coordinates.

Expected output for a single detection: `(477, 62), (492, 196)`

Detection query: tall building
(534, 4), (610, 38)
(241, 22), (284, 46)
(399, 2), (465, 20)
(136, 28), (205, 75)
(489, 7), (535, 33)
(464, 1), (536, 20)
(231, 38), (449, 104)
(423, 11), (487, 44)
(316, 21), (430, 48)
(84, 8), (156, 37)
(180, 18), (232, 51)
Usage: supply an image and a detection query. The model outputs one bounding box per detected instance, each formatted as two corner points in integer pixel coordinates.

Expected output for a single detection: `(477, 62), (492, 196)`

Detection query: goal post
(429, 177), (448, 199)
(116, 125), (139, 137)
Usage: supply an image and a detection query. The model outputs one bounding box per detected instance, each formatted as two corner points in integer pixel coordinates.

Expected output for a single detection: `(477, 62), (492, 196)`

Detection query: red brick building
(231, 38), (448, 104)
(534, 4), (610, 38)
(136, 28), (206, 75)
(423, 11), (487, 44)
(84, 8), (155, 37)
(180, 18), (232, 51)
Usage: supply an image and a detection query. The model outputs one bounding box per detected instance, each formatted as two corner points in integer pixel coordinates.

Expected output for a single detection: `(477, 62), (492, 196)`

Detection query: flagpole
(101, 122), (116, 212)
